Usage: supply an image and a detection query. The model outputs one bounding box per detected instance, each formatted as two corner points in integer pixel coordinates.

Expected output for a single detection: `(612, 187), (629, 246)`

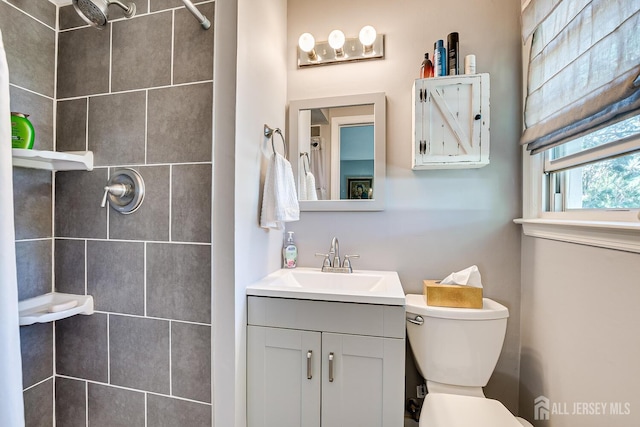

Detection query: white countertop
(246, 267), (406, 306)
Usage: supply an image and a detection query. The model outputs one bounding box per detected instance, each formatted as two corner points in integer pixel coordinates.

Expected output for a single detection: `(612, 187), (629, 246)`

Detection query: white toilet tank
(405, 294), (509, 388)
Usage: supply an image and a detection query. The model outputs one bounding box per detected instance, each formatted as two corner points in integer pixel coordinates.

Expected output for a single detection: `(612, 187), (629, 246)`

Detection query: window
(545, 115), (640, 214)
(518, 0), (640, 252)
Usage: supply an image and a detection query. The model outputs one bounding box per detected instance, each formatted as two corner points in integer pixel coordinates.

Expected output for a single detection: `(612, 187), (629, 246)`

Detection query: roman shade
(521, 0), (640, 154)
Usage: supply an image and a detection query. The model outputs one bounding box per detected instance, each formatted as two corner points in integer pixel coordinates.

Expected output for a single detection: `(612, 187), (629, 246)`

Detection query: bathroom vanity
(246, 268), (406, 427)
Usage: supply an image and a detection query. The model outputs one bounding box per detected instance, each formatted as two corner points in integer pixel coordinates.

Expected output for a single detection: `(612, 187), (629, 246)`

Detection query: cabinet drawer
(248, 296), (405, 339)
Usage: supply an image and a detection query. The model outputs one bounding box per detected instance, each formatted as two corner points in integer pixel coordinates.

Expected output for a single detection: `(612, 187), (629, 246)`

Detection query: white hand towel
(260, 152), (300, 229)
(299, 176), (308, 200)
(299, 164), (308, 201)
(305, 171), (318, 201)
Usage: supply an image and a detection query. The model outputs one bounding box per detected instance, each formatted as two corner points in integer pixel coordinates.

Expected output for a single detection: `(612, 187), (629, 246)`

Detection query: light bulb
(328, 29), (345, 58)
(298, 33), (315, 53)
(328, 30), (345, 50)
(359, 25), (377, 54)
(298, 32), (318, 61)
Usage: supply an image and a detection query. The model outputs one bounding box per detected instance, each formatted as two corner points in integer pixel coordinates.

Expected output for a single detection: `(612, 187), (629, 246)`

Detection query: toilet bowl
(420, 393), (532, 427)
(405, 294), (533, 427)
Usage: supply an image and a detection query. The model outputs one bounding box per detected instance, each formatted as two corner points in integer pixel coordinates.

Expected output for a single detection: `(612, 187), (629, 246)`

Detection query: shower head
(72, 0), (136, 28)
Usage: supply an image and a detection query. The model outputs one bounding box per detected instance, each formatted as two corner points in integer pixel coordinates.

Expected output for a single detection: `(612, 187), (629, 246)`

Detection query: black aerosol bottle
(447, 32), (459, 75)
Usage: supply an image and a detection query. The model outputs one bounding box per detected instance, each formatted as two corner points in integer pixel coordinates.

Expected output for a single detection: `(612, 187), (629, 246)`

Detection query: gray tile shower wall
(55, 377), (86, 427)
(147, 393), (213, 427)
(12, 168), (52, 240)
(0, 1), (54, 97)
(56, 314), (109, 383)
(15, 239), (52, 301)
(23, 378), (54, 427)
(54, 2), (215, 425)
(57, 26), (111, 98)
(111, 12), (173, 91)
(1, 1), (56, 425)
(88, 383), (146, 427)
(5, 0), (56, 29)
(88, 92), (147, 166)
(9, 86), (54, 151)
(19, 322), (53, 389)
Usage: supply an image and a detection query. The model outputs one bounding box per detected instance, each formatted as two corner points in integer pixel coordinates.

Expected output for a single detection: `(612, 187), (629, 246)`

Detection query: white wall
(212, 0), (237, 426)
(519, 237), (640, 426)
(230, 0), (288, 425)
(287, 0), (523, 412)
(214, 0), (287, 425)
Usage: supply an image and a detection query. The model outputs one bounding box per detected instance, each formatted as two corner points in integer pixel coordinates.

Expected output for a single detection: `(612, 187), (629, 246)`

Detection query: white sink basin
(246, 267), (405, 305)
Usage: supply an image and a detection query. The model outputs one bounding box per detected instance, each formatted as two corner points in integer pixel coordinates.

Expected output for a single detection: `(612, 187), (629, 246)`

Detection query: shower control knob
(100, 184), (128, 208)
(100, 169), (145, 214)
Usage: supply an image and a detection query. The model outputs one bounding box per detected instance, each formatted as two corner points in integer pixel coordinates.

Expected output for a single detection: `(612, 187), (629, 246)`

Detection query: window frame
(518, 146), (640, 254)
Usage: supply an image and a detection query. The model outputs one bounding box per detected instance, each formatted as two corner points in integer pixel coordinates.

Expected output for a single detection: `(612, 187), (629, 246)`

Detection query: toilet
(405, 294), (533, 427)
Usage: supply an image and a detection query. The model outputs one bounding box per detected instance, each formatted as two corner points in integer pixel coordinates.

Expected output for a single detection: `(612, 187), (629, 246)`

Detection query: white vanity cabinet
(247, 296), (405, 427)
(412, 73), (490, 169)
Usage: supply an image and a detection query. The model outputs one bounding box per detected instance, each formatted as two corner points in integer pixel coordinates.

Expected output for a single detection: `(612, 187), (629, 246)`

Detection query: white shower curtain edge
(0, 29), (26, 427)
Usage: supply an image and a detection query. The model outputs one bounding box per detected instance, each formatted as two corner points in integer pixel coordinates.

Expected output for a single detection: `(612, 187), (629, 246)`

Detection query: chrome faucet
(330, 237), (340, 269)
(315, 237), (359, 273)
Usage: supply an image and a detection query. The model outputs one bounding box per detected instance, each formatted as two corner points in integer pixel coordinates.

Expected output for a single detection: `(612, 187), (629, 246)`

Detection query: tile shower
(3, 1), (215, 425)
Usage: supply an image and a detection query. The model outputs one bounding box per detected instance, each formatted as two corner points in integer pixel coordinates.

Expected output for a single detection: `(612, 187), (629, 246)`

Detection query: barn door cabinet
(247, 296), (405, 427)
(412, 73), (490, 169)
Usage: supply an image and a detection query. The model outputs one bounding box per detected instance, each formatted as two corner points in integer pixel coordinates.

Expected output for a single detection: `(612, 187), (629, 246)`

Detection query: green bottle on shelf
(11, 112), (35, 149)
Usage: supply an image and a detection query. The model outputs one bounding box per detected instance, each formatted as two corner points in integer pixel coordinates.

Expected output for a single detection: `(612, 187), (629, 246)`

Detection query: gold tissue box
(423, 279), (483, 309)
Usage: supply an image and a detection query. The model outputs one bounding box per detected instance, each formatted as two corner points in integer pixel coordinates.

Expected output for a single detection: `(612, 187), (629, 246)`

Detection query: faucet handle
(342, 254), (360, 271)
(315, 253), (332, 269)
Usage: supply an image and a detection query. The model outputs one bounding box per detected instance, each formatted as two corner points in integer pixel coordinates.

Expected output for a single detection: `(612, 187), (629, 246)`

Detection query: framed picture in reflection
(347, 177), (373, 199)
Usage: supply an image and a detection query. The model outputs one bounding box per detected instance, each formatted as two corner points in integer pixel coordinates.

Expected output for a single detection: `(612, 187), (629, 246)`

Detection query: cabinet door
(424, 76), (482, 162)
(321, 333), (404, 427)
(412, 74), (490, 169)
(247, 326), (321, 427)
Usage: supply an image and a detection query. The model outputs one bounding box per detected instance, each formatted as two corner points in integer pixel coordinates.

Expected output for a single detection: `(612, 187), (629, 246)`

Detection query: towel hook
(300, 152), (310, 174)
(264, 124), (287, 158)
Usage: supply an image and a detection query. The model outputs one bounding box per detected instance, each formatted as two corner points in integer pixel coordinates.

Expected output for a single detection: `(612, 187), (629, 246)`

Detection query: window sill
(514, 218), (640, 254)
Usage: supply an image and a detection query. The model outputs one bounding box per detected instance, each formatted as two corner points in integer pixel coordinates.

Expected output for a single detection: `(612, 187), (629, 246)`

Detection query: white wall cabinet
(412, 73), (490, 169)
(247, 297), (405, 427)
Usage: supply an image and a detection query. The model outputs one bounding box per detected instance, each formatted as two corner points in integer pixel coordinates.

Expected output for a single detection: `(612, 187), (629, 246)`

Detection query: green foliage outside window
(559, 116), (640, 210)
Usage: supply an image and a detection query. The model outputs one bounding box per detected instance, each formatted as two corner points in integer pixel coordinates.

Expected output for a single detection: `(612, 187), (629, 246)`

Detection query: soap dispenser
(283, 231), (298, 269)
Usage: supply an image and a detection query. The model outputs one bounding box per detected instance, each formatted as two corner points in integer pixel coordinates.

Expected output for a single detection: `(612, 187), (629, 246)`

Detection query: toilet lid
(419, 394), (523, 427)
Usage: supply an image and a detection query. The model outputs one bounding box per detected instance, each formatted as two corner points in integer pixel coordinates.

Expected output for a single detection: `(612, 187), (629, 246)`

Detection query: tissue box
(423, 280), (483, 309)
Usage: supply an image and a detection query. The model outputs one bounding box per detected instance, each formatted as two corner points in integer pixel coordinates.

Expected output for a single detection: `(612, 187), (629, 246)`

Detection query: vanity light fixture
(297, 25), (384, 68)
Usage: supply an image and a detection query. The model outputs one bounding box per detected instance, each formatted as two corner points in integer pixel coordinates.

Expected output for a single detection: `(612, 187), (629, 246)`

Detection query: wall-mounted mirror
(289, 92), (386, 211)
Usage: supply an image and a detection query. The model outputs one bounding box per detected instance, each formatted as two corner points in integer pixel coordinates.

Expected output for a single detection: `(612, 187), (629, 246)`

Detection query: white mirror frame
(288, 92), (386, 211)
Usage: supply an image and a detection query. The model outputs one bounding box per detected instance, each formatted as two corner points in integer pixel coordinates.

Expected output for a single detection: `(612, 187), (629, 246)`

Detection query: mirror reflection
(298, 105), (374, 201)
(289, 93), (385, 212)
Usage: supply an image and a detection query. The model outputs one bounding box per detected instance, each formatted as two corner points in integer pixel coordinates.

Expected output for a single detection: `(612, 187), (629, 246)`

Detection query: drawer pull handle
(328, 352), (334, 382)
(307, 351), (313, 380)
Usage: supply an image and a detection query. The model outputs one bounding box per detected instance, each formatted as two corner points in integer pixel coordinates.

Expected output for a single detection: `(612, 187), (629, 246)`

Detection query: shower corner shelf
(18, 292), (94, 326)
(12, 149), (94, 171)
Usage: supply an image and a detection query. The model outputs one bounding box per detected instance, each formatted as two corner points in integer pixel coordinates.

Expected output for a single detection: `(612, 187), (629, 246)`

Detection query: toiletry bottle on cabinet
(447, 32), (459, 75)
(434, 40), (446, 77)
(420, 53), (434, 78)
